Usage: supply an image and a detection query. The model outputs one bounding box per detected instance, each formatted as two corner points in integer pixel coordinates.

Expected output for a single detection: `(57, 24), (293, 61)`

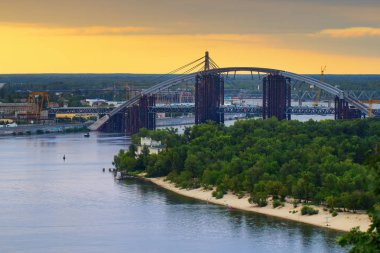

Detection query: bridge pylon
(334, 96), (362, 120)
(195, 74), (224, 124)
(126, 95), (156, 135)
(262, 74), (291, 120)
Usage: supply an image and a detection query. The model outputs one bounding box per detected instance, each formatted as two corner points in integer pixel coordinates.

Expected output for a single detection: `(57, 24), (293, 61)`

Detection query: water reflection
(119, 178), (344, 253)
(0, 133), (345, 253)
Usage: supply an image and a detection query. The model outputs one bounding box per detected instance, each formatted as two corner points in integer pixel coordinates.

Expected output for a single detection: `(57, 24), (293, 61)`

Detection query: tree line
(114, 118), (379, 213)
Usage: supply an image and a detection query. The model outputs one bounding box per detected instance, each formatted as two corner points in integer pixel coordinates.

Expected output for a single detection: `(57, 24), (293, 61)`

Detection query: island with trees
(114, 118), (380, 252)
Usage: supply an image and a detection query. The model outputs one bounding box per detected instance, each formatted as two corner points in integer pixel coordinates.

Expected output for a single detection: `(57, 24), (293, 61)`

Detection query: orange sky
(0, 1), (379, 74)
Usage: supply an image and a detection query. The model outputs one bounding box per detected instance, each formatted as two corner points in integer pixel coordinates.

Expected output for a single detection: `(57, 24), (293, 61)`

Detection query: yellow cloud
(0, 22), (379, 74)
(55, 26), (147, 35)
(315, 27), (380, 38)
(0, 22), (148, 36)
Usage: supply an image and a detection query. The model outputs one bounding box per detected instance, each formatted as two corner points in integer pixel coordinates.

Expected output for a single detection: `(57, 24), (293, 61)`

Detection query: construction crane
(360, 99), (380, 117)
(26, 92), (50, 117)
(313, 66), (326, 107)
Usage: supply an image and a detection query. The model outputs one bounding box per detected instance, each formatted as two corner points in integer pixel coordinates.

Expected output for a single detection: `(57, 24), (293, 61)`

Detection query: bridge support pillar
(99, 111), (126, 132)
(334, 96), (362, 120)
(126, 95), (156, 135)
(262, 74), (291, 120)
(195, 74), (224, 124)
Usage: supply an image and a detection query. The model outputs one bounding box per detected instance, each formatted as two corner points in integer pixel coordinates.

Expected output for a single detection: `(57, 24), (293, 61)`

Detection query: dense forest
(114, 118), (379, 213)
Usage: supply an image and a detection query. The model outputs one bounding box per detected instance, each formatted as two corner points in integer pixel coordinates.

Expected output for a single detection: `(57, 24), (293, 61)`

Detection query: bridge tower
(262, 74), (291, 120)
(126, 95), (156, 135)
(99, 110), (127, 132)
(195, 74), (224, 124)
(194, 52), (224, 124)
(334, 96), (362, 120)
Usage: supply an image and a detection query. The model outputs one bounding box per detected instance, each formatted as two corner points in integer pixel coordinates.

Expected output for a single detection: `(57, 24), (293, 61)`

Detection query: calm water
(0, 133), (345, 253)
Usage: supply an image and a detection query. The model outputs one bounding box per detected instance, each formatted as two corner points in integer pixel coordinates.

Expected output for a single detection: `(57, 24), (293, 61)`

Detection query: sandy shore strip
(145, 177), (370, 232)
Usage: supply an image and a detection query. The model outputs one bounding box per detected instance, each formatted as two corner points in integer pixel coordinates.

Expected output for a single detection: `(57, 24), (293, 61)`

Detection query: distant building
(136, 137), (164, 155)
(85, 99), (107, 107)
(49, 102), (60, 108)
(107, 101), (123, 107)
(0, 103), (33, 115)
(84, 99), (123, 107)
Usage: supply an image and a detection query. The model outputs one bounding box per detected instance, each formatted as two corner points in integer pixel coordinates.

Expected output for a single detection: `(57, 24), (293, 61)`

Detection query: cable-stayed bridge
(87, 52), (376, 134)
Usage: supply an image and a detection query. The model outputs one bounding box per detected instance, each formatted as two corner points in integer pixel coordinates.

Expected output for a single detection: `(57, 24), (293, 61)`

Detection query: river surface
(0, 133), (346, 253)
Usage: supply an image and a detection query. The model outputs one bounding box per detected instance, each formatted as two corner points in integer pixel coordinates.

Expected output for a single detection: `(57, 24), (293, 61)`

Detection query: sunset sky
(0, 0), (379, 74)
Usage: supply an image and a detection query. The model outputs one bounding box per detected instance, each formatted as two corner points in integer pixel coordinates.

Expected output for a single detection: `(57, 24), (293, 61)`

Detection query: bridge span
(89, 52), (373, 134)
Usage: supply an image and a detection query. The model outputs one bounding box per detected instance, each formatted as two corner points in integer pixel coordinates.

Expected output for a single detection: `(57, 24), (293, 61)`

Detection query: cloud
(0, 22), (148, 35)
(314, 27), (380, 38)
(55, 26), (147, 35)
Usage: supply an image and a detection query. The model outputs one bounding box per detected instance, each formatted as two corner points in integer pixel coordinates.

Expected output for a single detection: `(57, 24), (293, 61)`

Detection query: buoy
(63, 155), (66, 161)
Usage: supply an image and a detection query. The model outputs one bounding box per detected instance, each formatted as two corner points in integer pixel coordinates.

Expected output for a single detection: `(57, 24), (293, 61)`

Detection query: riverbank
(0, 123), (87, 136)
(146, 177), (370, 232)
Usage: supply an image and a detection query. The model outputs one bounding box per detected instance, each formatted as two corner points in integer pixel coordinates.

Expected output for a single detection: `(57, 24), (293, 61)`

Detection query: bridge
(49, 104), (380, 118)
(88, 52), (376, 134)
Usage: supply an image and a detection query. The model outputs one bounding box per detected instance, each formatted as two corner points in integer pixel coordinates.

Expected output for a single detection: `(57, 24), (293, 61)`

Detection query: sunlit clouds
(0, 0), (379, 74)
(0, 22), (148, 36)
(315, 27), (380, 38)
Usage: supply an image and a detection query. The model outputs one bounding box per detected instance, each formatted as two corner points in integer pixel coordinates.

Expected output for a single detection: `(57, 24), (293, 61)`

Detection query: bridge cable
(209, 57), (220, 69)
(148, 56), (205, 84)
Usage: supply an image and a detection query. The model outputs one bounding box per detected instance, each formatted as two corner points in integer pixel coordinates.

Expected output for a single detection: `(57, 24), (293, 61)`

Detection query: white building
(136, 137), (164, 155)
(85, 99), (107, 106)
(85, 99), (123, 107)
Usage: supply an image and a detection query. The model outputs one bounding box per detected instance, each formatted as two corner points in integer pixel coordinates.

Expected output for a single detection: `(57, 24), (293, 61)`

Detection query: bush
(301, 206), (319, 215)
(332, 210), (338, 217)
(249, 191), (268, 207)
(202, 184), (213, 191)
(212, 190), (224, 199)
(273, 199), (284, 208)
(237, 191), (245, 199)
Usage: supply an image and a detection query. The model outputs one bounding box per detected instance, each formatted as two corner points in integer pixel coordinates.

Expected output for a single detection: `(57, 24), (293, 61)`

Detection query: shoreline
(144, 176), (370, 232)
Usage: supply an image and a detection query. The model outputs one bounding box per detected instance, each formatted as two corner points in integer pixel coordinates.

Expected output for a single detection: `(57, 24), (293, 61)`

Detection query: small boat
(115, 172), (122, 180)
(84, 133), (90, 137)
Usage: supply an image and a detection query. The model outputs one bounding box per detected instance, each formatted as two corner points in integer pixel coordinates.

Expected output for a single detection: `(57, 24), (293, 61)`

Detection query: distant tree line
(1, 74), (379, 105)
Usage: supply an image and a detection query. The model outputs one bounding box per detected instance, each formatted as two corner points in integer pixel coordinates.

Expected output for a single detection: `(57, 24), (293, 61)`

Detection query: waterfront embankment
(146, 177), (371, 232)
(0, 123), (87, 136)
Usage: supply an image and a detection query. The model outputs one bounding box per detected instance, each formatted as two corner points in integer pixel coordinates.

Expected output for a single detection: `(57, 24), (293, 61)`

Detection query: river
(0, 132), (345, 252)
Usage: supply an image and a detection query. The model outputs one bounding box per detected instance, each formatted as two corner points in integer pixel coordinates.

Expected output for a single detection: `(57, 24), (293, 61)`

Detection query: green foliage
(301, 206), (319, 215)
(212, 190), (225, 199)
(249, 191), (268, 207)
(337, 154), (380, 252)
(114, 118), (380, 213)
(273, 199), (284, 208)
(332, 210), (338, 217)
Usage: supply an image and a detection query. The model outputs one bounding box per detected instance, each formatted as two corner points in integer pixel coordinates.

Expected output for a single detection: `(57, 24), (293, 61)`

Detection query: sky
(0, 0), (379, 74)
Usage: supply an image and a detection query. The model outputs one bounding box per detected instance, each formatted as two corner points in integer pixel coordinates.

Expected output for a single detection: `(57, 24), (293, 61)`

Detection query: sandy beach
(146, 177), (371, 232)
